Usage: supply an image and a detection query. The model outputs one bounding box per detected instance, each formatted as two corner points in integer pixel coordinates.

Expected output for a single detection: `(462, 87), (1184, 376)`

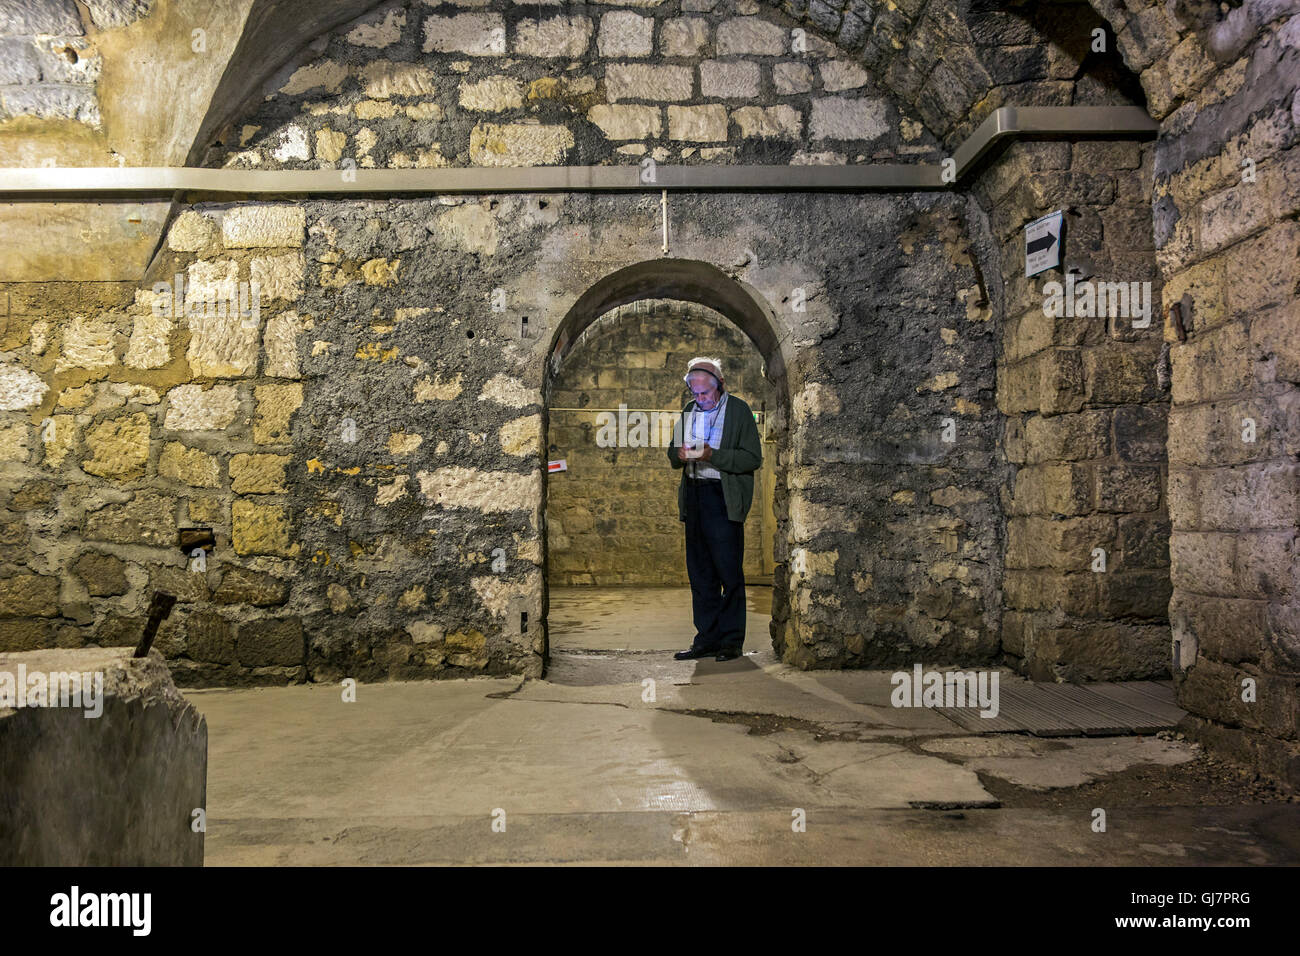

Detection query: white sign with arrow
(1025, 210), (1063, 278)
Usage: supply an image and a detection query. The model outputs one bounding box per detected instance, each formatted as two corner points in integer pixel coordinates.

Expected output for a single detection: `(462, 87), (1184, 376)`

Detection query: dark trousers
(684, 478), (746, 652)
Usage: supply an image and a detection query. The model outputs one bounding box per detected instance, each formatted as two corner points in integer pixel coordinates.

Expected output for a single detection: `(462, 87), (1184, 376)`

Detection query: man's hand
(676, 445), (712, 462)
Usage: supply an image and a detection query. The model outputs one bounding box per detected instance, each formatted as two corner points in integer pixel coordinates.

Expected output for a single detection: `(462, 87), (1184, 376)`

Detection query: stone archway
(543, 258), (793, 401)
(538, 258), (794, 672)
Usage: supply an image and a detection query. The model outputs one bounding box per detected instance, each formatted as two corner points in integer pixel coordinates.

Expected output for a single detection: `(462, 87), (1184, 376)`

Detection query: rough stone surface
(469, 123), (574, 165)
(82, 413), (150, 480)
(221, 206), (306, 248)
(4, 0), (1296, 792)
(0, 648), (206, 865)
(164, 385), (241, 431)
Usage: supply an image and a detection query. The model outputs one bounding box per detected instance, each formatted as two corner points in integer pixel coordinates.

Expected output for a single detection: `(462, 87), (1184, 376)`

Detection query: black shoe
(715, 648), (742, 662)
(674, 647), (717, 660)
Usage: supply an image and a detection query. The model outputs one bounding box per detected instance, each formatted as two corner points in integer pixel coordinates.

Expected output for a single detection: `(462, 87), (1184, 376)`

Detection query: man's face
(688, 372), (721, 410)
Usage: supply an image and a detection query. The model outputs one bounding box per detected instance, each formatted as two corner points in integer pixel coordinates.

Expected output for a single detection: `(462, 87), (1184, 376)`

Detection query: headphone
(687, 369), (724, 393)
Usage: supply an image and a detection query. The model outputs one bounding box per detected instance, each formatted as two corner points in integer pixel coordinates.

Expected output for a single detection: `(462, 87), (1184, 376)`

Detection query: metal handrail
(0, 107), (1157, 197)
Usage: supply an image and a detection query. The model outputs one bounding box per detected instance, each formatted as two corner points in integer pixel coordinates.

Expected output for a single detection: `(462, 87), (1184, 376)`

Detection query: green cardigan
(666, 393), (763, 523)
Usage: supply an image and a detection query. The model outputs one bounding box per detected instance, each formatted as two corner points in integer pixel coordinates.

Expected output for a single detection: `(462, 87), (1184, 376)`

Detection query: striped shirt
(687, 392), (728, 479)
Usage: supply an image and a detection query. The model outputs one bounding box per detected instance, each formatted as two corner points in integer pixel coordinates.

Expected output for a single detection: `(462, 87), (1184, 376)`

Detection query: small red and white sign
(548, 459), (568, 473)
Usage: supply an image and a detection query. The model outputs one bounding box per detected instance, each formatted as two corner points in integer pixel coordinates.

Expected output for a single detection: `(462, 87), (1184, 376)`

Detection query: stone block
(499, 415), (541, 457)
(1250, 298), (1300, 386)
(212, 567), (288, 607)
(469, 123), (574, 165)
(148, 562), (210, 604)
(1039, 348), (1086, 415)
(230, 453), (289, 494)
(1196, 463), (1300, 531)
(1169, 319), (1251, 404)
(700, 59), (759, 99)
(250, 253), (303, 302)
(167, 211), (217, 252)
(72, 552), (129, 597)
(818, 60), (869, 91)
(514, 16), (591, 57)
(587, 104), (661, 140)
(415, 467), (540, 513)
(221, 206), (305, 248)
(0, 575), (60, 618)
(716, 16), (786, 55)
(1117, 514), (1171, 569)
(0, 647), (207, 866)
(280, 60), (348, 95)
(158, 442), (221, 488)
(82, 413), (150, 480)
(186, 611), (235, 663)
(0, 365), (46, 411)
(252, 383), (302, 444)
(1235, 531), (1296, 601)
(1170, 530), (1237, 598)
(810, 96), (888, 141)
(1113, 405), (1167, 462)
(56, 315), (118, 373)
(1098, 570), (1172, 619)
(186, 308), (260, 378)
(1030, 622), (1169, 682)
(1004, 569), (1096, 614)
(164, 384), (241, 432)
(744, 107), (807, 145)
(1006, 514), (1115, 570)
(37, 415), (77, 469)
(668, 104), (727, 141)
(1200, 178), (1272, 256)
(1021, 409), (1111, 463)
(458, 76), (525, 111)
(359, 61), (437, 98)
(1171, 591), (1267, 666)
(231, 499), (294, 556)
(0, 1), (83, 34)
(605, 64), (693, 102)
(660, 17), (708, 57)
(124, 312), (172, 369)
(598, 11), (652, 57)
(422, 14), (506, 55)
(263, 310), (302, 379)
(1226, 221), (1300, 318)
(236, 617), (304, 667)
(84, 492), (176, 547)
(772, 62), (812, 98)
(1010, 463), (1092, 516)
(1178, 657), (1297, 739)
(1095, 465), (1162, 514)
(1084, 346), (1161, 405)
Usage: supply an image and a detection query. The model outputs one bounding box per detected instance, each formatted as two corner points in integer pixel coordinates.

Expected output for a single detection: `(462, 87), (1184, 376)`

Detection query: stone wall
(546, 299), (774, 586)
(1, 0), (1295, 788)
(1130, 4), (1299, 788)
(0, 0), (1004, 682)
(0, 0), (101, 128)
(976, 137), (1172, 683)
(210, 0), (941, 172)
(0, 184), (999, 682)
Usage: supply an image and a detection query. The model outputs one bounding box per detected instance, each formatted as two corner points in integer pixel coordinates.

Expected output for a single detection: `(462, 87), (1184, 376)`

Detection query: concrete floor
(189, 586), (1300, 865)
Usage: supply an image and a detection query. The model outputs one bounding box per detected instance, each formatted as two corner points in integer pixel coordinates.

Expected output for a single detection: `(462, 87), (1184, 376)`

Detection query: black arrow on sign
(1027, 230), (1058, 254)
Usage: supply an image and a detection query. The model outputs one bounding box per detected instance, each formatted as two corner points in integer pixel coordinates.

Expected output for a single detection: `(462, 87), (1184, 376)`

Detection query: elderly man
(666, 357), (763, 662)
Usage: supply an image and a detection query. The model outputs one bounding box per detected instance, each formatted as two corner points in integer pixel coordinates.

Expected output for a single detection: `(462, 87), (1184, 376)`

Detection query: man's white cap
(683, 356), (724, 386)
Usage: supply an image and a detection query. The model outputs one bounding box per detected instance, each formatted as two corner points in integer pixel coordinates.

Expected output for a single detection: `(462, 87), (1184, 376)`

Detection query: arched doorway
(538, 260), (793, 674)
